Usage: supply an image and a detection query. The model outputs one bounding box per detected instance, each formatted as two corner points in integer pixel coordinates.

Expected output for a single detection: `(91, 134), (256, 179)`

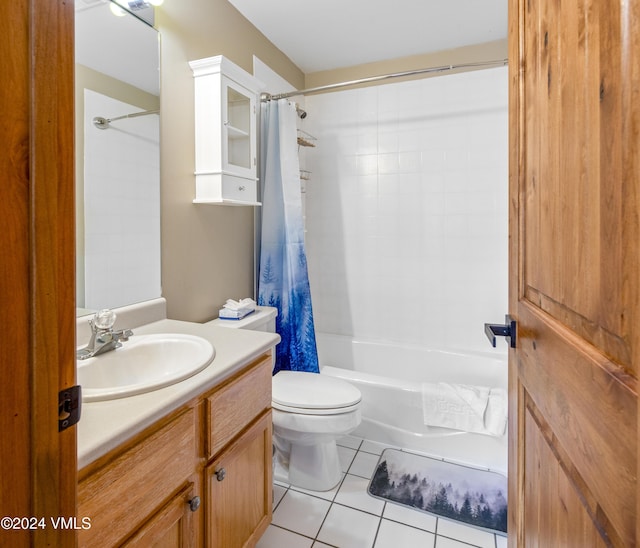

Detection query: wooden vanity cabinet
(77, 352), (273, 548)
(204, 355), (273, 547)
(77, 407), (200, 548)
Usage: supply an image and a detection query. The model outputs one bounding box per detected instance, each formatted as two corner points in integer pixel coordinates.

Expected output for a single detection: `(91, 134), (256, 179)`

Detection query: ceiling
(228, 0), (508, 74)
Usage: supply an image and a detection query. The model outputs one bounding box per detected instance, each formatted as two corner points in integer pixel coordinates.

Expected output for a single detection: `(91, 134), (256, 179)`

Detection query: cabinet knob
(188, 496), (201, 512)
(215, 468), (226, 482)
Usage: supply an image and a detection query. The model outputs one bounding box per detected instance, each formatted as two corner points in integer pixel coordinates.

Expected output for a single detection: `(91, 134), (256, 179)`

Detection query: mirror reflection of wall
(75, 0), (161, 314)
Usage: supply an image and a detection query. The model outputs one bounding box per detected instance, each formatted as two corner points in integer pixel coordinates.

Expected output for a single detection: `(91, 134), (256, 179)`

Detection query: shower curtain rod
(93, 109), (159, 130)
(261, 58), (508, 102)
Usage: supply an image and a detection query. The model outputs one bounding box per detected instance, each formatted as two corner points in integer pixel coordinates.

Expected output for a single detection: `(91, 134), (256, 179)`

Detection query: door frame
(1, 0), (77, 546)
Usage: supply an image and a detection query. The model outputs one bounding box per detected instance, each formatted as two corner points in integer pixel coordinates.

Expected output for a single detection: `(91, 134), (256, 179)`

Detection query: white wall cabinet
(189, 55), (263, 205)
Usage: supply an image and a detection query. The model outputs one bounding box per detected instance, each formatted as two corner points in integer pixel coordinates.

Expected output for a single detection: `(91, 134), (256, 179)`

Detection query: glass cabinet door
(222, 77), (255, 177)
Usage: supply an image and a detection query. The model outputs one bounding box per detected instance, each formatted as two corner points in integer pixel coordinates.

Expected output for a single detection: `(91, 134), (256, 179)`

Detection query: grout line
(435, 533), (486, 548)
(379, 515), (437, 536)
(268, 523), (314, 540)
(370, 513), (383, 548)
(331, 500), (384, 519)
(312, 497), (334, 546)
(271, 484), (289, 512)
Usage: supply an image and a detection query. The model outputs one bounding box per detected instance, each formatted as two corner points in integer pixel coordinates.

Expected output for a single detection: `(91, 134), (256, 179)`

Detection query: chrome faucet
(76, 309), (133, 360)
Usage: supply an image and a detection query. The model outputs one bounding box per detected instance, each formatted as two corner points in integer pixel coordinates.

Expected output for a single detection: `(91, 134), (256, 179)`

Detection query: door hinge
(58, 385), (81, 432)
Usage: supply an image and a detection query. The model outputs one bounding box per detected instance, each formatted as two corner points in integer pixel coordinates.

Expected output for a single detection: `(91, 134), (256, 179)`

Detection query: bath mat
(368, 449), (507, 535)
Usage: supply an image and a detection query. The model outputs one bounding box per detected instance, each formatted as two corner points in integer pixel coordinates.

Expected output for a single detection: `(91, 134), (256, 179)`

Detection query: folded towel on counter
(421, 382), (507, 437)
(223, 298), (256, 311)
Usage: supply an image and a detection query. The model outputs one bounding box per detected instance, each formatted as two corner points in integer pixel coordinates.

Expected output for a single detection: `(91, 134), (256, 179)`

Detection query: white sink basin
(78, 333), (215, 402)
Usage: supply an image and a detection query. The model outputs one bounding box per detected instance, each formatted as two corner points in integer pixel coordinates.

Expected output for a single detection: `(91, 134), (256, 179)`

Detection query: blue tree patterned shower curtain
(258, 99), (319, 375)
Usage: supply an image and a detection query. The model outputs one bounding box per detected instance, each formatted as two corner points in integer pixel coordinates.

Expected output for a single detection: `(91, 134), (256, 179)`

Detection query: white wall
(304, 66), (508, 354)
(83, 89), (161, 310)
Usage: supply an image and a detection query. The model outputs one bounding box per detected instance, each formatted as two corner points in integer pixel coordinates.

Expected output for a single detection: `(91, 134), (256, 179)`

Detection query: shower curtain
(258, 99), (319, 374)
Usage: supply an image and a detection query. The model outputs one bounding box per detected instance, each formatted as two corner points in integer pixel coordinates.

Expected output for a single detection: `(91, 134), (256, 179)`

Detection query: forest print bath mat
(368, 449), (507, 535)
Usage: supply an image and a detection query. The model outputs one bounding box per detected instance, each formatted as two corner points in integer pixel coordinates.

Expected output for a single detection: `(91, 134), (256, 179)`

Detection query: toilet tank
(207, 306), (277, 333)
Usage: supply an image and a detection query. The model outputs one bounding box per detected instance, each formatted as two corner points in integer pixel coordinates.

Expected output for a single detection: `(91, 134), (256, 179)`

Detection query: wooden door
(0, 1), (76, 546)
(508, 0), (638, 546)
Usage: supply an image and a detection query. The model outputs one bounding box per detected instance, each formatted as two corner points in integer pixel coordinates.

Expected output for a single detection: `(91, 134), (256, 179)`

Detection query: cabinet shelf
(227, 125), (249, 139)
(194, 198), (262, 206)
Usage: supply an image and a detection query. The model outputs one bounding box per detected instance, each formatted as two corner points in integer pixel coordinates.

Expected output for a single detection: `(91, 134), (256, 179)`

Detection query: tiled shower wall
(304, 66), (508, 354)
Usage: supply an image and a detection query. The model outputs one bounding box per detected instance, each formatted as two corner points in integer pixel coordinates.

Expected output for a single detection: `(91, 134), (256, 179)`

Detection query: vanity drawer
(206, 353), (272, 458)
(78, 408), (197, 548)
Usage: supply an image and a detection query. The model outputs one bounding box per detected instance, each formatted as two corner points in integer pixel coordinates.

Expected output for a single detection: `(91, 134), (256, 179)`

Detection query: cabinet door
(222, 76), (256, 180)
(123, 481), (201, 548)
(206, 411), (273, 548)
(78, 408), (197, 547)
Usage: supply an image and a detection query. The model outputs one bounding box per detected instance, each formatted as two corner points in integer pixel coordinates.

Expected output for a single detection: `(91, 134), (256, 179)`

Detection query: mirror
(75, 0), (161, 315)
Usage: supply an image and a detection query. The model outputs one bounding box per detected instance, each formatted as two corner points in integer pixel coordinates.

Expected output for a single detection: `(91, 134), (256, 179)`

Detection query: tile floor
(257, 435), (508, 548)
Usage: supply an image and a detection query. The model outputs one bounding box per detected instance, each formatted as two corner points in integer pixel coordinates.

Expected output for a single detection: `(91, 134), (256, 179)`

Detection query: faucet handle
(93, 309), (117, 330)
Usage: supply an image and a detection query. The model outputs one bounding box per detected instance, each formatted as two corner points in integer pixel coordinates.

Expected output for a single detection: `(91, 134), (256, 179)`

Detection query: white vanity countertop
(77, 318), (279, 470)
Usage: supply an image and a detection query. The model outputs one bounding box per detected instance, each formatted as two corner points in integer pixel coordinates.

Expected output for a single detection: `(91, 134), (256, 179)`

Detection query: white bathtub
(317, 333), (508, 475)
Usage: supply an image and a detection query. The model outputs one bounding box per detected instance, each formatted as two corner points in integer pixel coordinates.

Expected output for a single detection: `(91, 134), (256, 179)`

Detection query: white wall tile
(305, 67), (508, 354)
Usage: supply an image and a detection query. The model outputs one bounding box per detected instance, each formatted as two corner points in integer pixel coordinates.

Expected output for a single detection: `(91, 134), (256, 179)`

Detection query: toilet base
(273, 438), (343, 491)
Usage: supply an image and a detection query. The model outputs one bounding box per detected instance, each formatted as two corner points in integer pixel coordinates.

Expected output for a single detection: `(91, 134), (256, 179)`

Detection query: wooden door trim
(507, 0), (524, 544)
(31, 0), (77, 544)
(1, 0), (76, 546)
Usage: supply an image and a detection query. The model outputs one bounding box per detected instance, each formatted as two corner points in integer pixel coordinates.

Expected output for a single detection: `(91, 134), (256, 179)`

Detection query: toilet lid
(272, 371), (361, 411)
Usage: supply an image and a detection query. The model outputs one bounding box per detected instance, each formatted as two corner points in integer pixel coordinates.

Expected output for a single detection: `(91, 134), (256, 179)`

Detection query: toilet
(210, 306), (362, 491)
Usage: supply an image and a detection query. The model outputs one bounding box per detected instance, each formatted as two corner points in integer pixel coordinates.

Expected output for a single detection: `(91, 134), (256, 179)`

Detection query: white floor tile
(338, 445), (357, 472)
(274, 478), (291, 488)
(337, 434), (363, 450)
(273, 484), (287, 508)
(317, 504), (380, 548)
(435, 536), (476, 548)
(374, 519), (436, 548)
(256, 525), (313, 548)
(291, 474), (343, 501)
(335, 474), (385, 515)
(382, 501), (437, 532)
(266, 436), (508, 548)
(436, 518), (496, 548)
(360, 440), (393, 455)
(272, 490), (331, 539)
(348, 450), (380, 478)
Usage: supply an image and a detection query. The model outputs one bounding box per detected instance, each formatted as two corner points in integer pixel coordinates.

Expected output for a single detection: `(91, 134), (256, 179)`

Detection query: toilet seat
(272, 401), (361, 415)
(272, 371), (361, 416)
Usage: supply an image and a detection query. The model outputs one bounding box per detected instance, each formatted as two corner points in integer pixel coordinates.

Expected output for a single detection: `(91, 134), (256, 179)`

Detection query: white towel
(223, 298), (256, 311)
(421, 382), (507, 437)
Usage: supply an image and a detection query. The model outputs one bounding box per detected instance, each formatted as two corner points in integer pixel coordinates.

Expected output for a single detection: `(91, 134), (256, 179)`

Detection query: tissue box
(218, 308), (256, 320)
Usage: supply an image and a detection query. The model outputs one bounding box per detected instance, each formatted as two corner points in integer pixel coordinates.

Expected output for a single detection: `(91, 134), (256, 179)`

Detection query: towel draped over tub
(421, 383), (507, 437)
